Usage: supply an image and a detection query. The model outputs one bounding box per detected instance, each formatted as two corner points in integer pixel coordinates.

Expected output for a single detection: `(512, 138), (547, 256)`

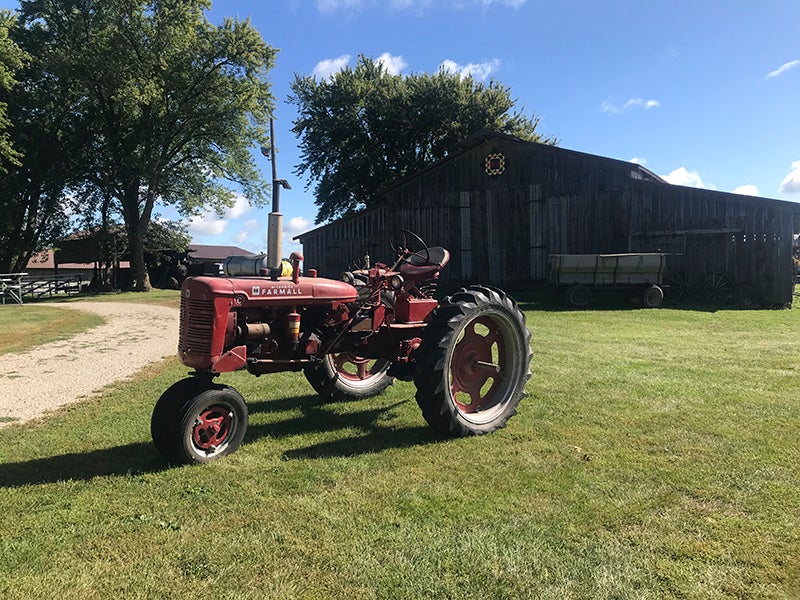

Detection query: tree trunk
(121, 185), (153, 292)
(126, 224), (151, 291)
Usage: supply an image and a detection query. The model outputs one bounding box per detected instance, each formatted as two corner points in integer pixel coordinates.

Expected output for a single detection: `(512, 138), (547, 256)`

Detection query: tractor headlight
(389, 274), (404, 290)
(342, 271), (356, 285)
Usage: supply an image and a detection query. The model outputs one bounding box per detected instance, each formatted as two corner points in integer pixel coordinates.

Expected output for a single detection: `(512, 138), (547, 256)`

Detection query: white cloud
(312, 53), (404, 79)
(662, 167), (714, 189)
(284, 216), (313, 237)
(766, 59), (800, 79)
(312, 54), (351, 79)
(223, 216), (311, 255)
(600, 100), (617, 113)
(188, 214), (227, 237)
(629, 157), (647, 166)
(440, 58), (501, 81)
(277, 217), (313, 260)
(626, 98), (660, 110)
(602, 97), (661, 114)
(188, 195), (253, 238)
(227, 195), (253, 219)
(317, 0), (366, 13)
(232, 231), (249, 244)
(232, 219), (262, 246)
(317, 0), (525, 12)
(779, 160), (800, 194)
(732, 184), (759, 196)
(390, 0), (430, 8)
(377, 52), (408, 75)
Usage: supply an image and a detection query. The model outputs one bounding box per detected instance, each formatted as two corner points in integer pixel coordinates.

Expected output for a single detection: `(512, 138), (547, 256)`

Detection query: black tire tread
(151, 377), (208, 460)
(413, 285), (532, 437)
(304, 357), (394, 402)
(175, 385), (247, 464)
(151, 378), (247, 464)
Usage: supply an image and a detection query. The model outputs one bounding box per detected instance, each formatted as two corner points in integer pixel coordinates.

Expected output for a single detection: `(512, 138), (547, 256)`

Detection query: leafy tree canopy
(290, 55), (557, 223)
(16, 0), (276, 289)
(0, 10), (27, 169)
(0, 8), (73, 273)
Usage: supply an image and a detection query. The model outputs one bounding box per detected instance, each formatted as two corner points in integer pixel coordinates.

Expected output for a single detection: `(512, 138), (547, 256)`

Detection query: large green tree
(0, 10), (26, 170)
(19, 0), (276, 290)
(0, 9), (74, 273)
(290, 55), (556, 223)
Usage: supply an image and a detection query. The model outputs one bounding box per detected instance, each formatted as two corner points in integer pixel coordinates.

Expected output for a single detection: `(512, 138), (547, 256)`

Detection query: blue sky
(6, 0), (800, 254)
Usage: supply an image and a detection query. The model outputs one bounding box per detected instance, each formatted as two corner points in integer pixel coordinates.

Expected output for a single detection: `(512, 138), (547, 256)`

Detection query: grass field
(55, 288), (182, 308)
(0, 305), (104, 356)
(0, 295), (798, 599)
(0, 290), (179, 356)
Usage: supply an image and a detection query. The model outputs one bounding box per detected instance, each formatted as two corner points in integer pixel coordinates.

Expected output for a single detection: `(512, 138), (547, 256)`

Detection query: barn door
(527, 185), (546, 280)
(460, 186), (541, 284)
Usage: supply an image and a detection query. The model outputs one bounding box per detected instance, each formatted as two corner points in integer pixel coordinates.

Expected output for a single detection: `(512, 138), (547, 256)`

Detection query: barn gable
(297, 131), (800, 306)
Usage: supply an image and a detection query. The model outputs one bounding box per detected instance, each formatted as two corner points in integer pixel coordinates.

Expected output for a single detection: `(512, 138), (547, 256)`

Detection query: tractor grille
(179, 295), (215, 357)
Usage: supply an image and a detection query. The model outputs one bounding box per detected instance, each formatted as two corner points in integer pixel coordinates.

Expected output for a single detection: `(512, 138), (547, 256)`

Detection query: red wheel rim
(192, 405), (233, 452)
(450, 316), (504, 413)
(332, 353), (388, 382)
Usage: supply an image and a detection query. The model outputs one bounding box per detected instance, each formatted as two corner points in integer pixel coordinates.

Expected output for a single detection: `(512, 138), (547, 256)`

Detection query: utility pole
(262, 118), (291, 269)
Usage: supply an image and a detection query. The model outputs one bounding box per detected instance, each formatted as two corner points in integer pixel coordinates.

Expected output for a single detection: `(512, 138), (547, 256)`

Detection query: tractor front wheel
(413, 286), (532, 437)
(151, 379), (248, 464)
(304, 353), (394, 402)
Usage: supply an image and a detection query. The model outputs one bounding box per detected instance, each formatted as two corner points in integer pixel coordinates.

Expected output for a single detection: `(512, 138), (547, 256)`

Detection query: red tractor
(151, 230), (532, 464)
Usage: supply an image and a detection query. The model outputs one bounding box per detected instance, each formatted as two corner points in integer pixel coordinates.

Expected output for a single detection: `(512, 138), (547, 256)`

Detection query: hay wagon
(548, 253), (667, 308)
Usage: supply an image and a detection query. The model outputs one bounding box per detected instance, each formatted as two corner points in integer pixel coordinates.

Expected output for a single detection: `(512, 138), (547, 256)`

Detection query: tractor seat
(398, 246), (450, 279)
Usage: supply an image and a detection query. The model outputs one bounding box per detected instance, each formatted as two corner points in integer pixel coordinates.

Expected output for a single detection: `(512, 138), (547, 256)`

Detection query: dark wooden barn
(296, 131), (800, 307)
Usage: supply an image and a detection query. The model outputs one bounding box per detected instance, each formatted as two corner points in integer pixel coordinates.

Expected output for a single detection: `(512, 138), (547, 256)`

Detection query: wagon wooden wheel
(665, 271), (699, 303)
(702, 272), (734, 306)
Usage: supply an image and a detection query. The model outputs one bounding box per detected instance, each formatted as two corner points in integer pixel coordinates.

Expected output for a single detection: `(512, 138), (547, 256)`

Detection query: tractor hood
(183, 275), (358, 305)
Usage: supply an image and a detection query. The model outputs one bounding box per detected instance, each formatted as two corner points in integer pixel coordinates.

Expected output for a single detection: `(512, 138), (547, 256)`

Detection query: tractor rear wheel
(413, 286), (532, 437)
(304, 353), (394, 402)
(151, 379), (248, 464)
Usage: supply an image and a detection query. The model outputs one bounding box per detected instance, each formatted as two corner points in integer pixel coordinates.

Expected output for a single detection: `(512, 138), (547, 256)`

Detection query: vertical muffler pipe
(263, 118), (291, 269)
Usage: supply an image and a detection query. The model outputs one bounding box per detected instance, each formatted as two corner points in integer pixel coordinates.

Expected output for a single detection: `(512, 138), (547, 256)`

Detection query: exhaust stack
(263, 118), (291, 269)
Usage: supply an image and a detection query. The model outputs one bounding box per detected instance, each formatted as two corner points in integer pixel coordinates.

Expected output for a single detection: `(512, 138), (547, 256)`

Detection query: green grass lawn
(0, 298), (798, 599)
(0, 290), (179, 356)
(0, 305), (104, 356)
(53, 288), (182, 308)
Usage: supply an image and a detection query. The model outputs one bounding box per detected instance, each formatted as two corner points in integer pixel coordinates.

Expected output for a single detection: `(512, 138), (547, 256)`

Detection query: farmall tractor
(151, 230), (532, 464)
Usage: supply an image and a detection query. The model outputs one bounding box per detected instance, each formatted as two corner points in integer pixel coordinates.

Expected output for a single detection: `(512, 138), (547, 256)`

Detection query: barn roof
(295, 129), (800, 241)
(459, 129), (666, 182)
(25, 249), (131, 270)
(378, 129), (666, 193)
(187, 244), (256, 261)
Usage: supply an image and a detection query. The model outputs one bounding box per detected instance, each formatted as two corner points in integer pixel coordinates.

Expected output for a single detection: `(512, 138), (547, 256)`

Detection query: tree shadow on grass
(0, 442), (167, 488)
(246, 394), (441, 460)
(0, 395), (442, 487)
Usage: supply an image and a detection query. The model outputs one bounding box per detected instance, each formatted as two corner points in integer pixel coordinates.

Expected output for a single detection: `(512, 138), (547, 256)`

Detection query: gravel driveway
(0, 302), (179, 427)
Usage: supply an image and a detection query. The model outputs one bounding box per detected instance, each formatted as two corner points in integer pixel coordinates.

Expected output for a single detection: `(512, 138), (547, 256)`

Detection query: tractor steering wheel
(388, 229), (431, 266)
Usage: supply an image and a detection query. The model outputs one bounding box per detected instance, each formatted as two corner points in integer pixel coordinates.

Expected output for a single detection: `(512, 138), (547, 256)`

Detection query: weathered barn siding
(297, 132), (799, 306)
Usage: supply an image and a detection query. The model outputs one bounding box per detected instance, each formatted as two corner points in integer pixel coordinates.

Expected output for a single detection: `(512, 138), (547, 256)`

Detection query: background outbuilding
(297, 131), (800, 307)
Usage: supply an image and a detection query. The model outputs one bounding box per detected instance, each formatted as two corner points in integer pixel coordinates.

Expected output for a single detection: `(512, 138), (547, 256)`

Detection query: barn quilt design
(484, 151), (506, 177)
